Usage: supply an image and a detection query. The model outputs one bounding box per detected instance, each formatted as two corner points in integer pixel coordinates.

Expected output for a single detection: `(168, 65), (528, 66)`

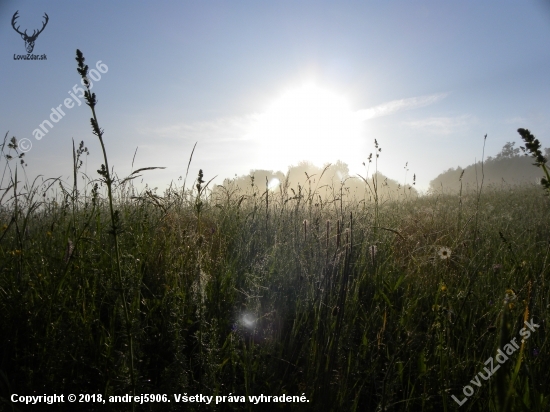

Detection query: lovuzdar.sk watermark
(14, 53), (47, 60)
(11, 10), (48, 60)
(452, 317), (540, 406)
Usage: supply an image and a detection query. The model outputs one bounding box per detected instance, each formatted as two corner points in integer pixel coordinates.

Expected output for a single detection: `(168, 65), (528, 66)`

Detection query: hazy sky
(1, 1), (550, 192)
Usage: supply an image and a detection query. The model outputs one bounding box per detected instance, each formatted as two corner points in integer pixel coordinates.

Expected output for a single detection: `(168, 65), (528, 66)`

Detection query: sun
(247, 82), (366, 172)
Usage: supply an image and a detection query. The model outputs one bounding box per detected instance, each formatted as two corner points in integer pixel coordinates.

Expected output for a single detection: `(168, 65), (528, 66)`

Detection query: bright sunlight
(248, 82), (366, 172)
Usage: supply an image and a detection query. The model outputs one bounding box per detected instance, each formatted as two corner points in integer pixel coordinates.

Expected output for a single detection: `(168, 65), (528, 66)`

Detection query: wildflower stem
(75, 49), (136, 410)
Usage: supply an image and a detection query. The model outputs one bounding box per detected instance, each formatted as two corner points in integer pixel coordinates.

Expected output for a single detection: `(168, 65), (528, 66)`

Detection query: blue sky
(1, 0), (550, 192)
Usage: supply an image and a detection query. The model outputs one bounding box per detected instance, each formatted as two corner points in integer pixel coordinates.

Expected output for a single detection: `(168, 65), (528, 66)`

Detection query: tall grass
(0, 51), (549, 411)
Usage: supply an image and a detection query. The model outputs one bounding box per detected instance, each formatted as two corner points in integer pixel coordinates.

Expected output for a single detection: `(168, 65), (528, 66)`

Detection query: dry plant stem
(195, 169), (205, 389)
(182, 142), (197, 200)
(266, 176), (269, 238)
(97, 109), (134, 400)
(12, 167), (23, 277)
(457, 170), (464, 236)
(76, 50), (136, 408)
(474, 134), (487, 242)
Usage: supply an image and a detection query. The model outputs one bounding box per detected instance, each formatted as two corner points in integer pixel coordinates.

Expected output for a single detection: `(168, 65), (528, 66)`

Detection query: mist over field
(2, 2), (550, 411)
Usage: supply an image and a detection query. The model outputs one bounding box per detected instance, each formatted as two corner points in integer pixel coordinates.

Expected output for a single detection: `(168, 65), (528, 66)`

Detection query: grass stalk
(75, 49), (136, 409)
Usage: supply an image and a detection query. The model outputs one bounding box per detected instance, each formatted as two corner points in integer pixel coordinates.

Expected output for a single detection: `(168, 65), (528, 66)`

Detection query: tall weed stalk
(75, 49), (136, 408)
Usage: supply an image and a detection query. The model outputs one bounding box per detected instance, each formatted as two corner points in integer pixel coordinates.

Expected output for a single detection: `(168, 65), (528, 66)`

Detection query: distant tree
(430, 141), (550, 193)
(212, 160), (418, 202)
(494, 141), (521, 159)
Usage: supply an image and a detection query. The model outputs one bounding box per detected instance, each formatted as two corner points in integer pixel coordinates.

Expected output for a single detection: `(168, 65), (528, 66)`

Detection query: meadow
(1, 51), (549, 411)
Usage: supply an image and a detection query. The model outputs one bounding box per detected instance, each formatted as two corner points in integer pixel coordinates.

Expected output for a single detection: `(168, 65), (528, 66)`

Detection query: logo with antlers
(11, 11), (49, 54)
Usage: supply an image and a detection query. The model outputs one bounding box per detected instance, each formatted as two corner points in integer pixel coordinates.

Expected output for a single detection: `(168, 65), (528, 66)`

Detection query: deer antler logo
(11, 11), (49, 54)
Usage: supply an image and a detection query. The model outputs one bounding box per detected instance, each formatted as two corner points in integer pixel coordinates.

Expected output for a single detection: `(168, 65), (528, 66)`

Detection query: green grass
(1, 50), (549, 412)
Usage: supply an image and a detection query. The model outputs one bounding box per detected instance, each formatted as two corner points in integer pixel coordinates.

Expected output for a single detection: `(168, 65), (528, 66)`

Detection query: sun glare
(248, 82), (366, 172)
